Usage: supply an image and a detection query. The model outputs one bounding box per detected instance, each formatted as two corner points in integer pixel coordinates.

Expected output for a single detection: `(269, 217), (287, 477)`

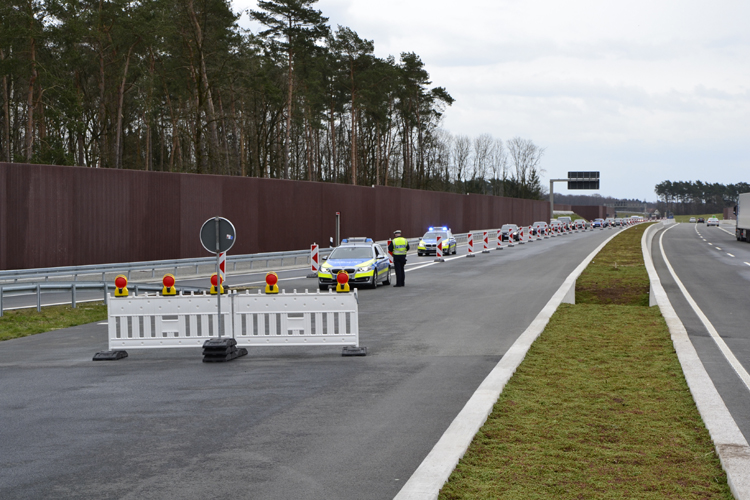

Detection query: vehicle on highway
(706, 217), (720, 227)
(689, 217), (696, 223)
(550, 221), (563, 233)
(737, 193), (750, 241)
(697, 217), (705, 223)
(574, 219), (586, 230)
(533, 221), (548, 236)
(604, 218), (615, 227)
(500, 224), (520, 242)
(417, 227), (457, 256)
(557, 216), (572, 226)
(614, 218), (624, 226)
(592, 218), (604, 228)
(318, 238), (390, 290)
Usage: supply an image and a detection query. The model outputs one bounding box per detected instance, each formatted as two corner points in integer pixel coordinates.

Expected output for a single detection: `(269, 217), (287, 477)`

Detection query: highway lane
(0, 229), (591, 310)
(0, 227), (618, 500)
(651, 221), (750, 444)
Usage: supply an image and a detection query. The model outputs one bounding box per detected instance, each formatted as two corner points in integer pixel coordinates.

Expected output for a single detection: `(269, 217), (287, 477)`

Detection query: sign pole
(215, 216), (221, 338)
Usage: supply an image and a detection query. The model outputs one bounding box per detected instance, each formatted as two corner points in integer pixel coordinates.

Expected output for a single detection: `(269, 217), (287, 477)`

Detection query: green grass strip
(439, 225), (732, 499)
(576, 225), (651, 306)
(0, 302), (107, 341)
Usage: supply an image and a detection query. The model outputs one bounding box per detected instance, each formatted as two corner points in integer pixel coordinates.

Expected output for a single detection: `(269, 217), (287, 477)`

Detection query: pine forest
(0, 0), (546, 198)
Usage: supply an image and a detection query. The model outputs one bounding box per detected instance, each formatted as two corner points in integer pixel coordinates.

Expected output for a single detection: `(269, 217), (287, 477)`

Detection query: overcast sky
(233, 0), (749, 201)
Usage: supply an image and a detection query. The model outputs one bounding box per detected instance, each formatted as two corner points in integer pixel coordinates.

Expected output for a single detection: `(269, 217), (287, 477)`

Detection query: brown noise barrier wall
(0, 163), (550, 270)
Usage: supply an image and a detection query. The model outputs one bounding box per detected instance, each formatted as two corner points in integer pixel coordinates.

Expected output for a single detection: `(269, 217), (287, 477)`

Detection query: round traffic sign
(200, 217), (236, 254)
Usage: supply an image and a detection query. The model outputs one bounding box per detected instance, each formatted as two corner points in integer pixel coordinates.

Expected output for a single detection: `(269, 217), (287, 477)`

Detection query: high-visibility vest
(392, 237), (408, 255)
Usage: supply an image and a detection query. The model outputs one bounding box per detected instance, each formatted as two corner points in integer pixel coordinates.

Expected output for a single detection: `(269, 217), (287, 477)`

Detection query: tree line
(0, 0), (545, 198)
(654, 180), (750, 215)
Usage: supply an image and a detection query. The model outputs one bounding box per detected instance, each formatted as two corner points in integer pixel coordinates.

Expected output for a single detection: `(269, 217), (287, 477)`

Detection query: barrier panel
(107, 293), (229, 349)
(105, 289), (361, 352)
(233, 290), (359, 347)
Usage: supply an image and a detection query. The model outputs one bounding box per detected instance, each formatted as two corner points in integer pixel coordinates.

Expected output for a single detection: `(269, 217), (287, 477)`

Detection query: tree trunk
(114, 41), (136, 169)
(1, 48), (11, 162)
(284, 45), (293, 179)
(187, 0), (222, 173)
(329, 96), (336, 181)
(25, 35), (37, 162)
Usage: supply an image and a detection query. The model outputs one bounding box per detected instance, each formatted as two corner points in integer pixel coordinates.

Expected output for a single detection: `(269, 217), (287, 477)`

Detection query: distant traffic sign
(200, 217), (236, 254)
(567, 171), (600, 190)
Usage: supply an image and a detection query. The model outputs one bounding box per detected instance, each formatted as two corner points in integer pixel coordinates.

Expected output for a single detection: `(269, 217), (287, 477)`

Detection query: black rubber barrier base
(342, 346), (368, 356)
(306, 273), (318, 278)
(202, 338), (248, 363)
(93, 350), (128, 361)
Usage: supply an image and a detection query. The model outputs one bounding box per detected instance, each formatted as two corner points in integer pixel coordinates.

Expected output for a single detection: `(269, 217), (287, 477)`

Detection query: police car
(317, 238), (391, 290)
(417, 227), (457, 256)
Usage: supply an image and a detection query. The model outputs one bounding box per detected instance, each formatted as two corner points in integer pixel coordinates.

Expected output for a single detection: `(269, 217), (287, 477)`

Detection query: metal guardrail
(0, 230), (499, 314)
(0, 248), (336, 285)
(0, 281), (206, 316)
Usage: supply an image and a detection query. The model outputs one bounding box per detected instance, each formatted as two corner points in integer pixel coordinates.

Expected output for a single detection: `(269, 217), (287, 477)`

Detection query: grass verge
(438, 224), (732, 499)
(674, 214), (723, 223)
(0, 302), (107, 341)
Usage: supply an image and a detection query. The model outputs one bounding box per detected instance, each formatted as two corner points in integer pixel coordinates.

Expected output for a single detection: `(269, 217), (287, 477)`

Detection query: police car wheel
(319, 284), (328, 291)
(418, 252), (423, 256)
(369, 274), (377, 289)
(384, 270), (391, 285)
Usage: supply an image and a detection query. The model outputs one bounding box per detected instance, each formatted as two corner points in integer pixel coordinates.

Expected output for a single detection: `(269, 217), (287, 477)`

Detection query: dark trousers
(394, 255), (406, 286)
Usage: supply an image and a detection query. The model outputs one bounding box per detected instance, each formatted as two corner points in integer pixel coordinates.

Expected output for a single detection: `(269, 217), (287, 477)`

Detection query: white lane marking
(727, 253), (735, 258)
(745, 262), (750, 267)
(98, 322), (108, 325)
(395, 226), (632, 499)
(644, 225), (750, 493)
(708, 242), (713, 245)
(715, 247), (722, 251)
(659, 227), (750, 395)
(701, 238), (706, 241)
(719, 227), (735, 237)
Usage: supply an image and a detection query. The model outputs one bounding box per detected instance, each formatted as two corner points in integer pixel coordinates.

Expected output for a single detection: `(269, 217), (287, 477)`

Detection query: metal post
(103, 283), (108, 304)
(37, 284), (41, 312)
(0, 286), (3, 317)
(335, 212), (341, 247)
(550, 179), (554, 223)
(72, 283), (77, 308)
(215, 216), (222, 338)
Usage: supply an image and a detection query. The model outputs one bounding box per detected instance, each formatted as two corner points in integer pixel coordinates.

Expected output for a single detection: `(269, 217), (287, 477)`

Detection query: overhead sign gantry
(549, 171), (600, 219)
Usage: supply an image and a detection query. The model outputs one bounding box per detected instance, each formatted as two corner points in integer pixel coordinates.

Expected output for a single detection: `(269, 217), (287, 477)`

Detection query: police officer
(388, 230), (409, 287)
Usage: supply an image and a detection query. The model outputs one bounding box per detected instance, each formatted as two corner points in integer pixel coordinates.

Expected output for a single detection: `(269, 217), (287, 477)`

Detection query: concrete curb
(642, 223), (750, 499)
(394, 226), (632, 499)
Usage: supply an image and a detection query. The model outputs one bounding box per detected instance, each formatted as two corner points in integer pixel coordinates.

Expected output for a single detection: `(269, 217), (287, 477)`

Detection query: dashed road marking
(716, 247), (722, 251)
(708, 242), (713, 245)
(727, 253), (734, 257)
(745, 262), (750, 267)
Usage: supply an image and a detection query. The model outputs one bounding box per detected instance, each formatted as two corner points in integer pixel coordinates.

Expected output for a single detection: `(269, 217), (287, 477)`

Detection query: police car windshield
(329, 246), (373, 260)
(423, 232), (447, 239)
(501, 224), (516, 231)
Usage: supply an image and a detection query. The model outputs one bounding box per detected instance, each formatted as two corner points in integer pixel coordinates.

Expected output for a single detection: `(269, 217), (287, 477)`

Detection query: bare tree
(490, 137), (507, 196)
(451, 134), (471, 190)
(471, 133), (493, 193)
(507, 136), (545, 198)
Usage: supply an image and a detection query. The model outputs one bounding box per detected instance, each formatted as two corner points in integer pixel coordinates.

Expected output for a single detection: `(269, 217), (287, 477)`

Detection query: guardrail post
(103, 283), (108, 303)
(134, 284), (139, 296)
(72, 283), (77, 308)
(0, 286), (3, 317)
(36, 284), (42, 312)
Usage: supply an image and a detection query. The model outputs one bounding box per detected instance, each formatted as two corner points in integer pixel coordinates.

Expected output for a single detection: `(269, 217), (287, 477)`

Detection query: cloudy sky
(233, 0), (749, 201)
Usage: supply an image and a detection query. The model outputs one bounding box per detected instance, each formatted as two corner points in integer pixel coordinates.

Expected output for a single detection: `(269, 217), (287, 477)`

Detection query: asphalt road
(651, 221), (750, 444)
(1, 228), (619, 500)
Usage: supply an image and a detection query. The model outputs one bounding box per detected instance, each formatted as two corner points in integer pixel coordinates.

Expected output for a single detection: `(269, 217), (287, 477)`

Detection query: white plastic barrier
(233, 290), (359, 347)
(107, 293), (229, 349)
(106, 290), (360, 351)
